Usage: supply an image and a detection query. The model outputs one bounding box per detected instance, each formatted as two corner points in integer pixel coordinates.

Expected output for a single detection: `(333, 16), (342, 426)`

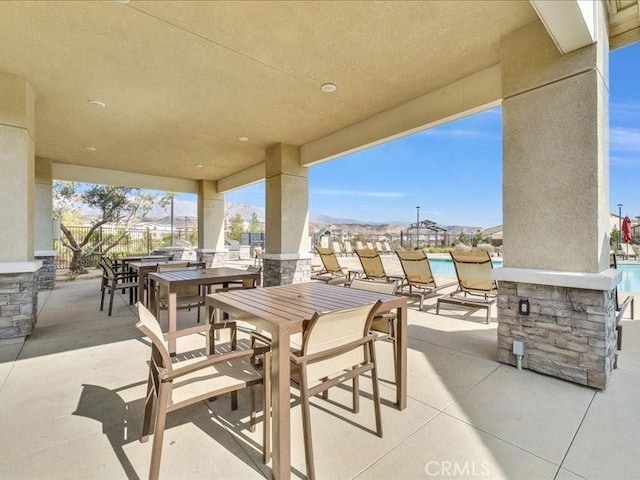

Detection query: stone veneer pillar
(0, 72), (40, 340)
(197, 180), (228, 267)
(34, 157), (56, 290)
(263, 143), (311, 287)
(498, 9), (617, 389)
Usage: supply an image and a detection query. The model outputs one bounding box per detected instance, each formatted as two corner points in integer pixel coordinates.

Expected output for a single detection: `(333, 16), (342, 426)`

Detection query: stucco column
(496, 10), (619, 389)
(34, 157), (56, 290)
(196, 180), (227, 267)
(263, 143), (311, 286)
(0, 72), (40, 340)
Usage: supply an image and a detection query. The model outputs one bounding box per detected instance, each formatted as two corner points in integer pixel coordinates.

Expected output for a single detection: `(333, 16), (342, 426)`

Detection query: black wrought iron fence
(55, 225), (196, 269)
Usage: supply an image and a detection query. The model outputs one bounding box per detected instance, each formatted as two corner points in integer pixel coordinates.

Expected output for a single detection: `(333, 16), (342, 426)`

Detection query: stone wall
(0, 271), (38, 340)
(263, 258), (311, 287)
(35, 254), (55, 290)
(497, 281), (616, 389)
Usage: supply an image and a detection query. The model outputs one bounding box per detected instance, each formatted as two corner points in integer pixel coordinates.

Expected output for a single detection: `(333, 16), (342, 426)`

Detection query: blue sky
(217, 42), (640, 227)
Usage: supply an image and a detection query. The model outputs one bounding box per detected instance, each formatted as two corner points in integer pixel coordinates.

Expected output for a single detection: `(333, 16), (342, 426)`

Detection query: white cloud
(419, 128), (499, 140)
(611, 101), (640, 121)
(610, 127), (640, 153)
(313, 189), (405, 198)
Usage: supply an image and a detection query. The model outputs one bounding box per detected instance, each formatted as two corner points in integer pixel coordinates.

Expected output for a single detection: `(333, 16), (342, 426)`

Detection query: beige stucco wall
(502, 16), (609, 273)
(34, 157), (53, 252)
(265, 144), (309, 255)
(197, 180), (225, 250)
(0, 73), (35, 262)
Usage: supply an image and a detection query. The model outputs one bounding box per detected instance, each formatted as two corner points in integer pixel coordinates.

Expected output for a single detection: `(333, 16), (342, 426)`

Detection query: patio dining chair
(99, 258), (138, 316)
(436, 250), (498, 324)
(355, 248), (404, 284)
(311, 247), (349, 285)
(348, 278), (398, 385)
(290, 301), (383, 480)
(135, 303), (270, 480)
(156, 263), (205, 323)
(396, 250), (457, 310)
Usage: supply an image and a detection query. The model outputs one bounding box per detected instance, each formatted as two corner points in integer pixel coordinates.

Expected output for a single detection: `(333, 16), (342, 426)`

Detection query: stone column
(496, 9), (618, 389)
(34, 157), (56, 290)
(0, 72), (40, 341)
(196, 180), (228, 267)
(263, 143), (311, 286)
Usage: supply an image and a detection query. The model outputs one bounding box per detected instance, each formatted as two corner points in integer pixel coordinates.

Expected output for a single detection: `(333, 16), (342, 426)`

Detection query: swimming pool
(428, 257), (640, 293)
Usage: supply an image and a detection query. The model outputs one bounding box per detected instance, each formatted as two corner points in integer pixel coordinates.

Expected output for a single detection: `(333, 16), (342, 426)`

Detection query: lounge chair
(289, 302), (383, 480)
(366, 241), (375, 250)
(311, 247), (349, 284)
(343, 241), (354, 256)
(396, 250), (458, 310)
(355, 241), (365, 250)
(383, 241), (393, 254)
(253, 246), (263, 266)
(135, 304), (270, 480)
(355, 248), (403, 284)
(436, 250), (498, 324)
(332, 241), (343, 257)
(610, 252), (635, 368)
(620, 243), (637, 260)
(375, 241), (384, 253)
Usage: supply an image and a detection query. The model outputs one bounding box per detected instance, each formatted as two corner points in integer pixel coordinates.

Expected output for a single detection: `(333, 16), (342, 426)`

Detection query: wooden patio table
(148, 267), (261, 355)
(205, 282), (407, 480)
(114, 254), (170, 271)
(128, 260), (205, 306)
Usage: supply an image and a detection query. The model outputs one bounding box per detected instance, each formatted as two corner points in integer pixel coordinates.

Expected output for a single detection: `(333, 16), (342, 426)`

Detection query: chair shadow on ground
(72, 338), (270, 480)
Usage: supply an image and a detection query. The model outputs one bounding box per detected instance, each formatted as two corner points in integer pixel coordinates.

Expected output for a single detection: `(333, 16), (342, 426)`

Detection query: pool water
(428, 257), (640, 293)
(428, 257), (503, 277)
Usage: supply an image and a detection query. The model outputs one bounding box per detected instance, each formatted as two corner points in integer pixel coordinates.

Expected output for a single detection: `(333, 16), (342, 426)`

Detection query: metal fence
(55, 225), (195, 269)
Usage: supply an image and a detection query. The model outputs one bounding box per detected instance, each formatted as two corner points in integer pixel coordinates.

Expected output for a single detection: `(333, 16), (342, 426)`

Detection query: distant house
(482, 225), (503, 246)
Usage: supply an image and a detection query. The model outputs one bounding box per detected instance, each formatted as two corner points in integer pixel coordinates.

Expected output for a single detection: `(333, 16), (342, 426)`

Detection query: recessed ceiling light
(83, 146), (96, 152)
(192, 163), (204, 168)
(88, 100), (106, 108)
(114, 0), (130, 4)
(321, 83), (337, 93)
(237, 136), (249, 142)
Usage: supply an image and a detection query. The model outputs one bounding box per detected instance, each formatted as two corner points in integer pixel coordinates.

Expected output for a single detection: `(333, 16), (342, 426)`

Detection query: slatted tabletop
(205, 282), (407, 480)
(128, 260), (206, 306)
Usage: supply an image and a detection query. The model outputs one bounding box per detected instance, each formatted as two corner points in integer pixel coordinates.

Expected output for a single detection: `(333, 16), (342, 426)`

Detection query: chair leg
(321, 377), (329, 400)
(300, 370), (316, 480)
(100, 283), (106, 311)
(369, 342), (383, 438)
(352, 371), (360, 413)
(108, 282), (116, 316)
(141, 372), (155, 442)
(149, 383), (170, 480)
(250, 386), (257, 433)
(263, 352), (271, 464)
(231, 391), (238, 411)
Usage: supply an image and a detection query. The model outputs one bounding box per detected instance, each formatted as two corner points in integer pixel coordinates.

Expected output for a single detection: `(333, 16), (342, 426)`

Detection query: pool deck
(1, 263), (639, 479)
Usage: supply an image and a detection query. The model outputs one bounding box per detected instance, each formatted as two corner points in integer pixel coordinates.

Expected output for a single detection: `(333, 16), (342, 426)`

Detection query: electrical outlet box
(519, 298), (530, 316)
(513, 340), (524, 356)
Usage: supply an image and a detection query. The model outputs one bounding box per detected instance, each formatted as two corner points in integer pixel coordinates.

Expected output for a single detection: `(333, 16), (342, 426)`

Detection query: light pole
(416, 206), (420, 250)
(618, 203), (623, 249)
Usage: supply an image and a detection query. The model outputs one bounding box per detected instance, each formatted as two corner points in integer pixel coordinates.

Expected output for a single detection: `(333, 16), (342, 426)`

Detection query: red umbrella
(622, 216), (632, 243)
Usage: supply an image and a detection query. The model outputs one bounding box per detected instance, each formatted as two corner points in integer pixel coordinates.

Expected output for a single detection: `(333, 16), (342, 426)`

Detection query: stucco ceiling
(0, 1), (537, 182)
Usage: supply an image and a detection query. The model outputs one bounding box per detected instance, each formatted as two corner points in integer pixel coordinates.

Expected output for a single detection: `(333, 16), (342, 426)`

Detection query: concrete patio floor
(0, 268), (639, 479)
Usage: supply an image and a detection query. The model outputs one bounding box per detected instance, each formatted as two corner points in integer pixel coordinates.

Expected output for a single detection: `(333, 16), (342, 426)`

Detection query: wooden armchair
(135, 303), (270, 480)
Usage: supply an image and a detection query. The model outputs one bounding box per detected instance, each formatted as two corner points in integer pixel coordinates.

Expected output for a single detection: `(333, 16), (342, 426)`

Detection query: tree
(456, 232), (468, 245)
(53, 182), (170, 273)
(248, 211), (262, 233)
(227, 213), (245, 242)
(611, 226), (620, 248)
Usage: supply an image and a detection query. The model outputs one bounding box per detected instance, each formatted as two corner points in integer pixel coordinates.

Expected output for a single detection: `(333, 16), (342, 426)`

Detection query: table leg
(149, 279), (157, 318)
(271, 325), (291, 480)
(396, 305), (407, 410)
(168, 290), (177, 356)
(138, 271), (146, 307)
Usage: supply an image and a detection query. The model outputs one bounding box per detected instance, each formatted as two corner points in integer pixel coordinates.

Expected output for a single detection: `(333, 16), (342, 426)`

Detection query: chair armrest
(163, 323), (212, 340)
(161, 349), (255, 380)
(290, 333), (376, 365)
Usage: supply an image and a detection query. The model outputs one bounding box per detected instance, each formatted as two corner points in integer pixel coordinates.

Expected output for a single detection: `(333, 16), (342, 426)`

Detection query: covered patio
(0, 278), (639, 479)
(2, 1), (640, 479)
